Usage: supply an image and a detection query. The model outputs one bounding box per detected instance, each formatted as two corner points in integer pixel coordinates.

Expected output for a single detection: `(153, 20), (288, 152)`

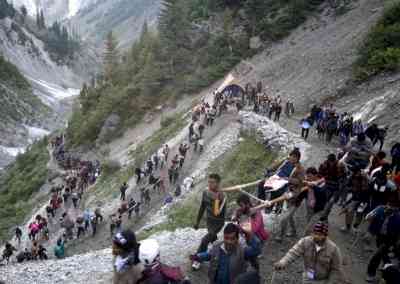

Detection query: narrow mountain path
(66, 109), (239, 255)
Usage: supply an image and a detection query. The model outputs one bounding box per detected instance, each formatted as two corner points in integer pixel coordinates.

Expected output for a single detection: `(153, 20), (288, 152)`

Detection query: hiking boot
(365, 275), (377, 283)
(340, 226), (350, 232)
(286, 231), (297, 237)
(191, 261), (201, 271)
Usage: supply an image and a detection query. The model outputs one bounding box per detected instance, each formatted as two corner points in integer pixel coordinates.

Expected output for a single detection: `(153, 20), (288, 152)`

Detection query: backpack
(160, 264), (186, 283)
(392, 144), (400, 159)
(327, 119), (337, 131)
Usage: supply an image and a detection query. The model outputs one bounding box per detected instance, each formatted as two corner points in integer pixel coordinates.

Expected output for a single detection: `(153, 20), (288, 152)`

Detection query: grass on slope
(89, 112), (187, 202)
(0, 138), (49, 241)
(129, 112), (188, 167)
(138, 133), (276, 239)
(354, 1), (400, 80)
(0, 55), (48, 123)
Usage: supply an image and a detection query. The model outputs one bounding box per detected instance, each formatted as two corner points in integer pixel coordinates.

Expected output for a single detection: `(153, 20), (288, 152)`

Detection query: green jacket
(54, 242), (65, 259)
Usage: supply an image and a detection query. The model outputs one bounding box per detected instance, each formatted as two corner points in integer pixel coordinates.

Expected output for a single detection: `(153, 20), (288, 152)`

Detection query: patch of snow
(28, 76), (80, 100)
(24, 125), (50, 141)
(68, 0), (81, 18)
(0, 145), (25, 157)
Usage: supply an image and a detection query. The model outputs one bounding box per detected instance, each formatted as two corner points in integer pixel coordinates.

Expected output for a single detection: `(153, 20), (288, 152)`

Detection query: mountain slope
(0, 55), (49, 168)
(1, 1), (400, 283)
(0, 5), (99, 167)
(68, 0), (161, 48)
(12, 0), (100, 23)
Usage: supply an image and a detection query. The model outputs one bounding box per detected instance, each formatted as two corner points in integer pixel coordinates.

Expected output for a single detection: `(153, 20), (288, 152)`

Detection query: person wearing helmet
(112, 230), (143, 284)
(138, 239), (190, 284)
(190, 223), (261, 284)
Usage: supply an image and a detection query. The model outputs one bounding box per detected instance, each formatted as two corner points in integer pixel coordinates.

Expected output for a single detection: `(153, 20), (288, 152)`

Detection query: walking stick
(270, 271), (277, 284)
(238, 188), (265, 203)
(220, 179), (262, 192)
(350, 219), (365, 250)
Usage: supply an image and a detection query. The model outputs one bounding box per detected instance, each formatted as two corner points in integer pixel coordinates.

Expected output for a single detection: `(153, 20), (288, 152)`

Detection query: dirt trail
(66, 95), (238, 256)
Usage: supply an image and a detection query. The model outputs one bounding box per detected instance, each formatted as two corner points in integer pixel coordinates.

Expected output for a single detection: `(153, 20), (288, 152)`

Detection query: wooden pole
(220, 179), (262, 192)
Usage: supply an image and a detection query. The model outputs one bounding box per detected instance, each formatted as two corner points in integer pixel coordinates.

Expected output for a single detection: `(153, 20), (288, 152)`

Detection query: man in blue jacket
(366, 198), (400, 282)
(190, 223), (261, 284)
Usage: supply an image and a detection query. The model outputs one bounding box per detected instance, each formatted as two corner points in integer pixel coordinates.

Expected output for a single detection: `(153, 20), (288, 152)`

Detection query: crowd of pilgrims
(1, 82), (400, 284)
(0, 89), (227, 268)
(108, 84), (400, 284)
(299, 104), (388, 150)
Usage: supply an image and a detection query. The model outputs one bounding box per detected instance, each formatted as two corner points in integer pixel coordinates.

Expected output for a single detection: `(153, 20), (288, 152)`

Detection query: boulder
(250, 36), (262, 50)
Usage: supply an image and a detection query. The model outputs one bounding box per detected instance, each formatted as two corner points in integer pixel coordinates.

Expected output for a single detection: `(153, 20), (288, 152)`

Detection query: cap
(313, 221), (329, 236)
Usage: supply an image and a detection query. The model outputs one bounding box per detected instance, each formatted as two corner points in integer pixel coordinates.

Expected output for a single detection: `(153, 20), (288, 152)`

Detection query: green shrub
(129, 111), (187, 166)
(160, 115), (176, 128)
(101, 159), (121, 177)
(354, 2), (400, 80)
(0, 138), (49, 241)
(0, 55), (48, 124)
(0, 55), (30, 90)
(209, 133), (276, 194)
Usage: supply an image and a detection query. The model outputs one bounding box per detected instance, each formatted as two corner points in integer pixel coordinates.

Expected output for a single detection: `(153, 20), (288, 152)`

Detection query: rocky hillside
(67, 0), (161, 48)
(1, 0), (400, 283)
(0, 1), (99, 168)
(233, 0), (399, 147)
(0, 55), (48, 168)
(12, 0), (100, 23)
(11, 0), (161, 48)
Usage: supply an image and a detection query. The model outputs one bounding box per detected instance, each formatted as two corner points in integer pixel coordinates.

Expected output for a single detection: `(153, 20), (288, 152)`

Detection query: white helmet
(139, 239), (160, 267)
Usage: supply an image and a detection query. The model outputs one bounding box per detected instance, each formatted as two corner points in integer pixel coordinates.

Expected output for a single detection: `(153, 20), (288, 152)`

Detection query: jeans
(77, 226), (85, 239)
(302, 128), (310, 139)
(279, 205), (299, 238)
(345, 201), (364, 229)
(372, 137), (384, 151)
(196, 219), (224, 254)
(367, 235), (400, 277)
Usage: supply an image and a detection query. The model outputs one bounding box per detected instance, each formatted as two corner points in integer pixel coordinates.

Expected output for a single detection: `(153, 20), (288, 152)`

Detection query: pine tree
(244, 0), (269, 36)
(20, 5), (27, 23)
(103, 31), (119, 82)
(40, 9), (46, 29)
(140, 20), (149, 44)
(36, 8), (40, 28)
(158, 0), (191, 74)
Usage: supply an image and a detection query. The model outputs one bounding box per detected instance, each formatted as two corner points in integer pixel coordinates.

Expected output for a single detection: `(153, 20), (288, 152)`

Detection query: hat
(313, 221), (329, 236)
